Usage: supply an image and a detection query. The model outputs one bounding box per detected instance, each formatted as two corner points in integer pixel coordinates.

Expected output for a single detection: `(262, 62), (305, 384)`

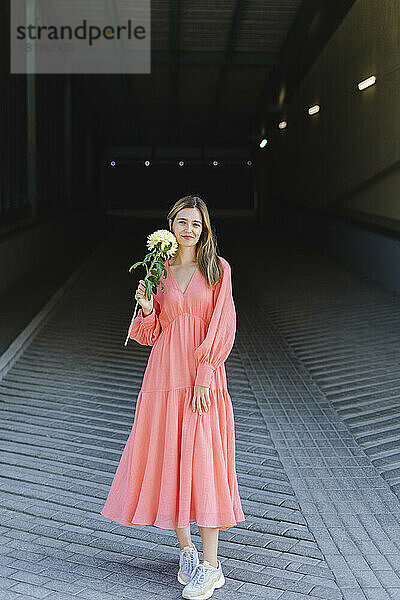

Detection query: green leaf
(128, 261), (142, 272)
(143, 252), (154, 264)
(154, 263), (163, 277)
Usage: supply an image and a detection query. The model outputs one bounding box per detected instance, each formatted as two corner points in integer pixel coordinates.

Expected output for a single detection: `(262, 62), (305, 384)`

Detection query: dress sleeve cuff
(194, 362), (215, 388)
(139, 307), (156, 328)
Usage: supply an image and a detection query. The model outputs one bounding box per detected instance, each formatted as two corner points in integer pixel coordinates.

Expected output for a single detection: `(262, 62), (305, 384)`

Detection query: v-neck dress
(100, 255), (245, 530)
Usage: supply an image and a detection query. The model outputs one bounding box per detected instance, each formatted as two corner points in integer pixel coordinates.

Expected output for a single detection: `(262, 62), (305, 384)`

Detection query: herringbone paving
(257, 248), (400, 500)
(1, 232), (400, 599)
(232, 240), (400, 600)
(0, 237), (342, 600)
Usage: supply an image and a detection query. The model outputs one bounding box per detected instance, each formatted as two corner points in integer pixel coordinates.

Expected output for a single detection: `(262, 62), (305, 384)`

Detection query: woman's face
(170, 208), (202, 248)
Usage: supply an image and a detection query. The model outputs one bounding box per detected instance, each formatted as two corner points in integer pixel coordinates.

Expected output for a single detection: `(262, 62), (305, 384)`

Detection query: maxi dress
(100, 255), (245, 530)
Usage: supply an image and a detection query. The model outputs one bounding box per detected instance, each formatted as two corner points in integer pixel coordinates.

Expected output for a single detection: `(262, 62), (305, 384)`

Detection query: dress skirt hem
(100, 509), (245, 531)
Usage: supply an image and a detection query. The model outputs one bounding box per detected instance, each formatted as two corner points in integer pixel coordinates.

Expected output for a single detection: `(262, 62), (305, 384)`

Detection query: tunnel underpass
(1, 1), (400, 599)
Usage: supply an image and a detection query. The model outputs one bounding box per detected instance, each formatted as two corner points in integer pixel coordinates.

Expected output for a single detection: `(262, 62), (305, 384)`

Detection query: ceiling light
(358, 75), (376, 90)
(259, 138), (268, 148)
(278, 121), (287, 129)
(308, 105), (320, 115)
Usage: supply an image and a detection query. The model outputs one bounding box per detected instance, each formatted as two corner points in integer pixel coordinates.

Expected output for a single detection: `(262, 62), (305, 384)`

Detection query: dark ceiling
(74, 0), (355, 148)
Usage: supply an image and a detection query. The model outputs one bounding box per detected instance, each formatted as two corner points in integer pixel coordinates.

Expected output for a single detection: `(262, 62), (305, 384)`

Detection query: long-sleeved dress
(100, 255), (245, 530)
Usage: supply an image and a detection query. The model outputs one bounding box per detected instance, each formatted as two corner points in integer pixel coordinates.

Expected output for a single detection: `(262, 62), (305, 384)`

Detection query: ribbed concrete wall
(262, 0), (400, 224)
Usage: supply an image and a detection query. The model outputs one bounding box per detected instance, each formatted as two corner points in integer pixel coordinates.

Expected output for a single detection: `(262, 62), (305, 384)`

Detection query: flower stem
(124, 253), (159, 347)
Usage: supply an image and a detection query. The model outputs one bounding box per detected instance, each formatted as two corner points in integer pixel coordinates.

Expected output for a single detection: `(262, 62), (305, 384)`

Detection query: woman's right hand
(135, 279), (154, 315)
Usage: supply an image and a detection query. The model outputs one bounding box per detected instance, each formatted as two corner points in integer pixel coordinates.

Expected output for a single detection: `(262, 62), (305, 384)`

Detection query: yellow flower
(125, 228), (179, 346)
(146, 229), (178, 257)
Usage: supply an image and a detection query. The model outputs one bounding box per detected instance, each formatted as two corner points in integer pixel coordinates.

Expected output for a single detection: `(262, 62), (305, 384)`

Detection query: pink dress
(100, 255), (245, 530)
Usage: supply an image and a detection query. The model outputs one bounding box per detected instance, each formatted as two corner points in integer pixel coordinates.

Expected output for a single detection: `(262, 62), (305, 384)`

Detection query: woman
(100, 195), (245, 600)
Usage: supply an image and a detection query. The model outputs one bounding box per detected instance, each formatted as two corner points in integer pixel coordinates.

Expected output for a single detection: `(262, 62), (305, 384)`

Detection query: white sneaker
(178, 543), (200, 585)
(182, 559), (225, 599)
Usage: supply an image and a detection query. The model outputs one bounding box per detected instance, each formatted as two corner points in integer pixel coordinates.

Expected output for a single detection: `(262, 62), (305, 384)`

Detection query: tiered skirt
(100, 385), (245, 530)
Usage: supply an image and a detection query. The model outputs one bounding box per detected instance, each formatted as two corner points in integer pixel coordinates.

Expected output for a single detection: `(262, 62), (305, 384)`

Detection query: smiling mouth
(182, 236), (194, 238)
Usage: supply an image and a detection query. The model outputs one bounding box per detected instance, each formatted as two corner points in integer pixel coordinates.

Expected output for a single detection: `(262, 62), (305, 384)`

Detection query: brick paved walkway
(1, 231), (400, 599)
(233, 238), (400, 600)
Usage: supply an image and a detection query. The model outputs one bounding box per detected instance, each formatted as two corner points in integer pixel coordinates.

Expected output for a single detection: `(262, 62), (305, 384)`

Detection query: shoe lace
(182, 548), (195, 571)
(190, 563), (206, 585)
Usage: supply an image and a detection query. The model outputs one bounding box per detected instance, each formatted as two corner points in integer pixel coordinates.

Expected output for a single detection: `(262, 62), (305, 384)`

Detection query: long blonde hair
(167, 195), (222, 289)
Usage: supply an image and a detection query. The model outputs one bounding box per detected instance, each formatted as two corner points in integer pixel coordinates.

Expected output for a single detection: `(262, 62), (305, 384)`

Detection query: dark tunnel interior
(1, 2), (400, 598)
